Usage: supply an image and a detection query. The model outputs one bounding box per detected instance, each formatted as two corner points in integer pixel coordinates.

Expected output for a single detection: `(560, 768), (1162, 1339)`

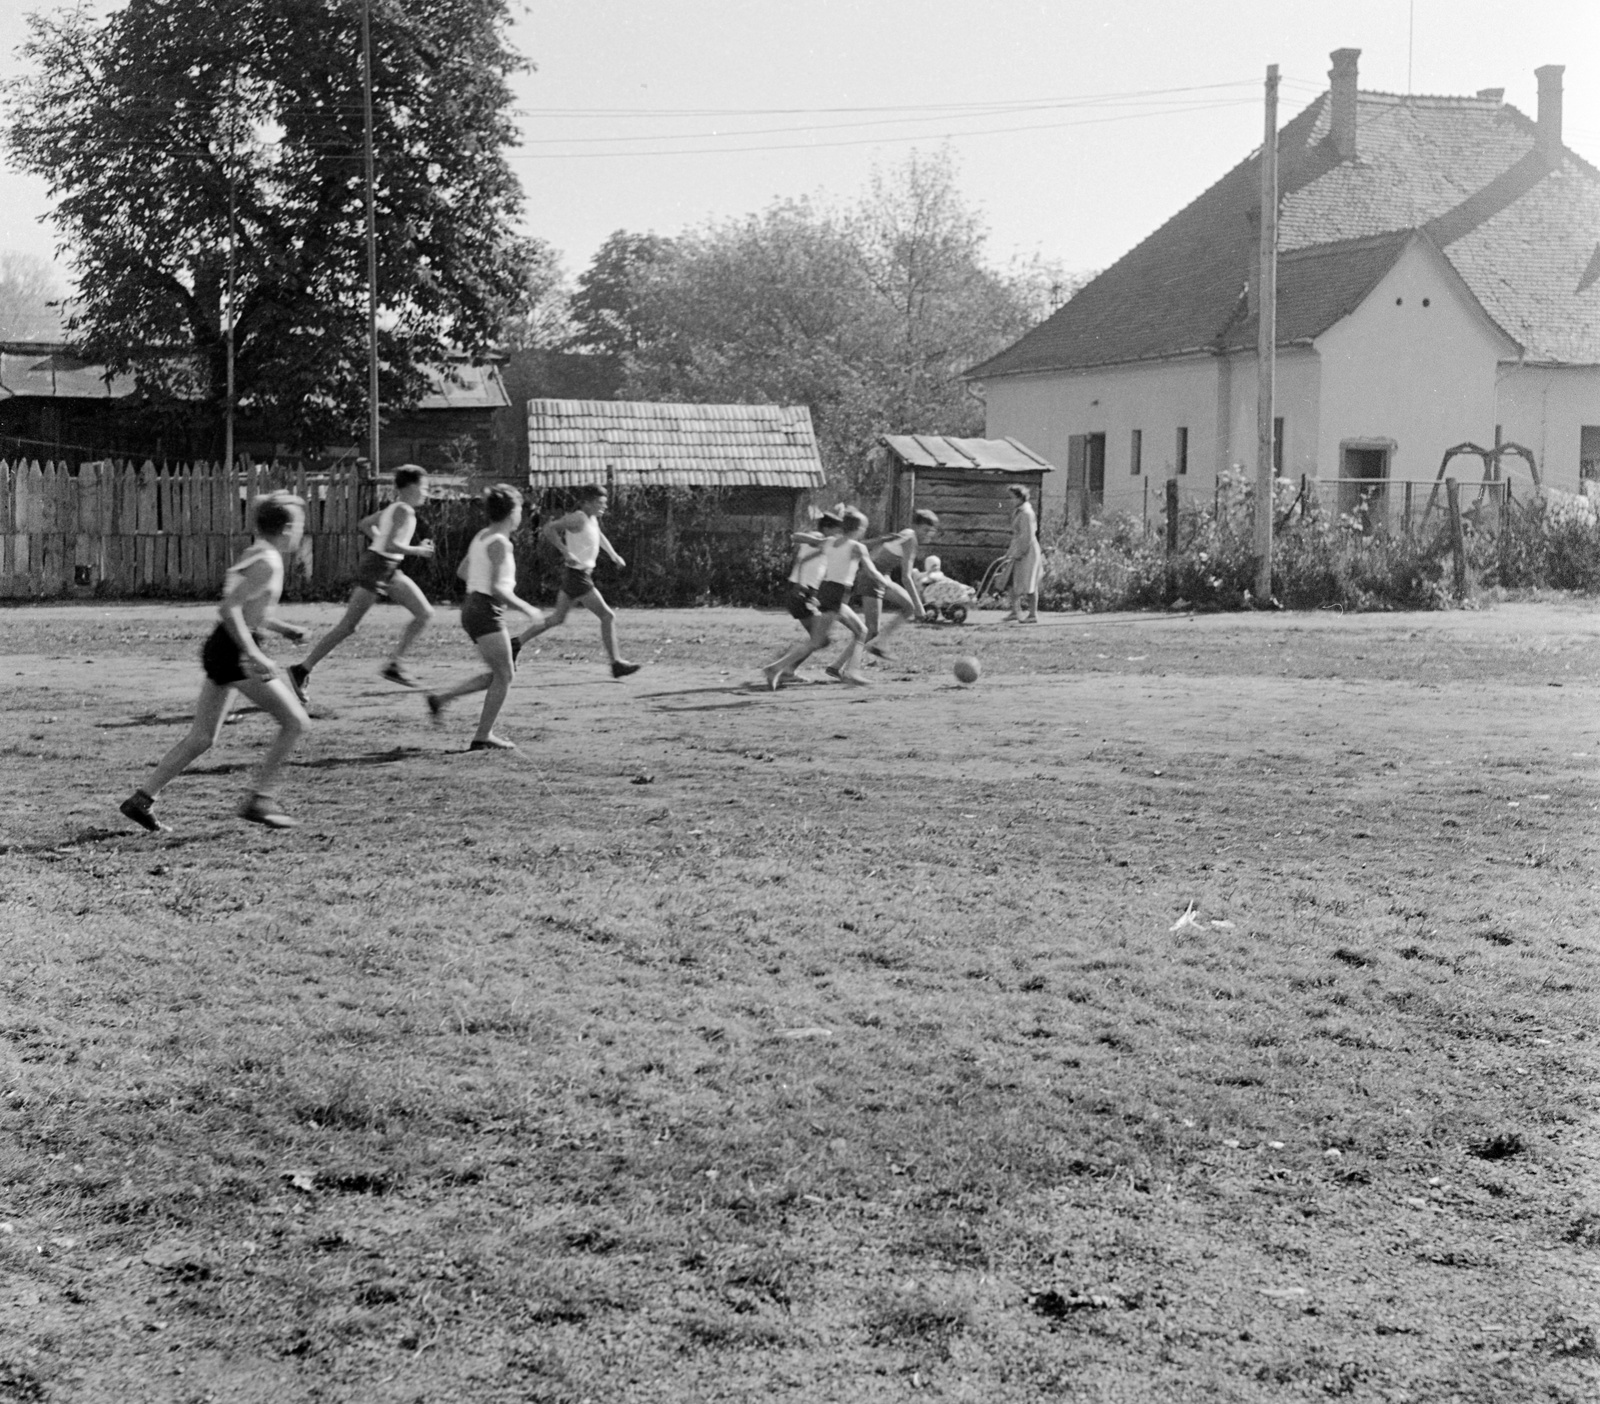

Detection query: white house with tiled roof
(967, 51), (1600, 529)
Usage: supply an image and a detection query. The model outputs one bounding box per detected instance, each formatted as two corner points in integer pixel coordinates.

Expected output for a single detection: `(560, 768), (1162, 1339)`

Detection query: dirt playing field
(2, 598), (1598, 1402)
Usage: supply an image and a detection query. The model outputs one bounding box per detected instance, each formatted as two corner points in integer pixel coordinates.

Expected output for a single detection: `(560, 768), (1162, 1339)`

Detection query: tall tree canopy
(607, 151), (1045, 495)
(4, 0), (535, 452)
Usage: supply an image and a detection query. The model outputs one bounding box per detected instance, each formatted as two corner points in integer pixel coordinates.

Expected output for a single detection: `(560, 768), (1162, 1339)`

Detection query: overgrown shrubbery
(1035, 473), (1600, 613)
(405, 484), (791, 609)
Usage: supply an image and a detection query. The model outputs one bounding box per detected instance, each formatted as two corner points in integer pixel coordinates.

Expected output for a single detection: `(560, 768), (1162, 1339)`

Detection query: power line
(505, 98), (1260, 160)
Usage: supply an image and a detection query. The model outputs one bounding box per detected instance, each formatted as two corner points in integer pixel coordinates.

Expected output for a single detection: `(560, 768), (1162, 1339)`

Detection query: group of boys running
(118, 473), (637, 834)
(763, 507), (938, 689)
(117, 475), (941, 834)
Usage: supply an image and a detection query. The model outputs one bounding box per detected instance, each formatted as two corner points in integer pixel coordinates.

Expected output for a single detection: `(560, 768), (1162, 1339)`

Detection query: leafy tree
(567, 230), (671, 359)
(0, 252), (65, 340)
(4, 0), (535, 452)
(604, 151), (1049, 496)
(502, 238), (574, 351)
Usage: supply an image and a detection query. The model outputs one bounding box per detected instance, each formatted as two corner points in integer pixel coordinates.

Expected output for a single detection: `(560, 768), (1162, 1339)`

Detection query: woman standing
(1004, 485), (1041, 623)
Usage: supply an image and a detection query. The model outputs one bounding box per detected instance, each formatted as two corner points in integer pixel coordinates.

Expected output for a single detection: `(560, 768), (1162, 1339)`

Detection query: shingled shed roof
(880, 435), (1055, 472)
(526, 399), (825, 488)
(968, 79), (1600, 377)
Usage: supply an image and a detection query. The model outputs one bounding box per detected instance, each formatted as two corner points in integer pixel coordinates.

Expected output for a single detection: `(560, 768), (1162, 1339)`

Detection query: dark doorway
(1340, 445), (1389, 531)
(1086, 432), (1106, 509)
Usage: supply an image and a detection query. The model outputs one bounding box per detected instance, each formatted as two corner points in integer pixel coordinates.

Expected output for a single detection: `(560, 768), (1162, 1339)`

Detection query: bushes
(1037, 472), (1503, 613)
(404, 485), (792, 609)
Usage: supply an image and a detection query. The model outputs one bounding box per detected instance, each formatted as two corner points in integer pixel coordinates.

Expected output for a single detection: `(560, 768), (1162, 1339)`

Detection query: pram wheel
(945, 604), (967, 625)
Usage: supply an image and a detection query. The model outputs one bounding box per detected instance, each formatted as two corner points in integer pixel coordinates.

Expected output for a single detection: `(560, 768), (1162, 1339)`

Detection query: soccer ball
(953, 656), (980, 684)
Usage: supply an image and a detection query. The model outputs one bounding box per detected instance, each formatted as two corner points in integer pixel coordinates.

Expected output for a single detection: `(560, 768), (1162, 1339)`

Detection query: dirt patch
(1, 599), (1598, 1401)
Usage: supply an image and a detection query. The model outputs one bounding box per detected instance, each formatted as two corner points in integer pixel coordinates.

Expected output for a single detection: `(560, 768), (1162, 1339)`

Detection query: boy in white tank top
(288, 465), (436, 704)
(763, 509), (892, 688)
(515, 484), (640, 679)
(119, 493), (311, 832)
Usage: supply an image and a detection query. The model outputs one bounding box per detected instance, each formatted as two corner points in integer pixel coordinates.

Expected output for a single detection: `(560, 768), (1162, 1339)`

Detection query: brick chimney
(1328, 48), (1361, 160)
(1535, 65), (1564, 156)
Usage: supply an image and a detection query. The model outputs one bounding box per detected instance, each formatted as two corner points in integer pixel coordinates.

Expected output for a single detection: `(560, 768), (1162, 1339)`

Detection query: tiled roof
(526, 399), (825, 488)
(970, 88), (1600, 376)
(880, 435), (1056, 472)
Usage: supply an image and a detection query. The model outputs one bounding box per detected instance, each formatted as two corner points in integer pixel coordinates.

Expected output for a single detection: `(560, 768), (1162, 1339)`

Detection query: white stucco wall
(1313, 241), (1511, 482)
(1494, 364), (1600, 492)
(981, 349), (1325, 530)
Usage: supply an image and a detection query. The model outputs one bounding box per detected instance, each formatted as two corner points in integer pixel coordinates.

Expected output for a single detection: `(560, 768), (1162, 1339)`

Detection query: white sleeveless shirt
(370, 501), (416, 561)
(219, 540), (284, 630)
(790, 539), (830, 588)
(464, 530), (515, 597)
(563, 512), (601, 570)
(821, 535), (862, 587)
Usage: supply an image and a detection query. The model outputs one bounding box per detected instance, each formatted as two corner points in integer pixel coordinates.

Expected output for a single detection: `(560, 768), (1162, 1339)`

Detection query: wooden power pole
(1254, 64), (1279, 604)
(361, 0), (381, 477)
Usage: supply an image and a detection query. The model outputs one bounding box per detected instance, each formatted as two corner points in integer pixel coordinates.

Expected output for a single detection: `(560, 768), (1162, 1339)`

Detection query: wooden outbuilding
(879, 434), (1055, 577)
(526, 398), (825, 530)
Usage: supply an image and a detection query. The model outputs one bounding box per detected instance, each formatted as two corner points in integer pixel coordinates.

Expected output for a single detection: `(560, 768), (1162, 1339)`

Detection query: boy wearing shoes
(425, 485), (544, 751)
(119, 493), (311, 832)
(764, 509), (890, 689)
(515, 485), (640, 679)
(288, 465), (436, 702)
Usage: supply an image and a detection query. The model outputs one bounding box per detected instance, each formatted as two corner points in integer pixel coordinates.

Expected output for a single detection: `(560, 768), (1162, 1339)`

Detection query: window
(1176, 426), (1189, 476)
(1582, 426), (1600, 482)
(1130, 428), (1143, 476)
(1273, 417), (1285, 476)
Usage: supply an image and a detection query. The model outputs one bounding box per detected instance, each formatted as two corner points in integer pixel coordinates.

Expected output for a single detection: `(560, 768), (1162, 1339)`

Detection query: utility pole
(224, 63), (238, 476)
(361, 0), (380, 476)
(1254, 63), (1279, 605)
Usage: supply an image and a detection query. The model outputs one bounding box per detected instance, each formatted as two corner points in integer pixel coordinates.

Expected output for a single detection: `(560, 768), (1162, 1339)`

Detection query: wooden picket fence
(0, 457), (377, 599)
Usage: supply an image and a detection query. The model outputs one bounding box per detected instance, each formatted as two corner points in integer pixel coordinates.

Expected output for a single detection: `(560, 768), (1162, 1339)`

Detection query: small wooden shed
(526, 398), (826, 531)
(879, 434), (1055, 577)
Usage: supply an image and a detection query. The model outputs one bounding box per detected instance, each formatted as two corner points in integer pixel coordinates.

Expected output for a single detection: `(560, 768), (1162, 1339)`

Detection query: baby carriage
(916, 554), (983, 624)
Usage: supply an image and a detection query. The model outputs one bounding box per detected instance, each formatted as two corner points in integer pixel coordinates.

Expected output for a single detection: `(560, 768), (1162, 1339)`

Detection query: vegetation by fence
(0, 457), (376, 600)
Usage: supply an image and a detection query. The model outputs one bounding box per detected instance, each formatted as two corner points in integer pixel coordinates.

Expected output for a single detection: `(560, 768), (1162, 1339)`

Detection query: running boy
(764, 509), (842, 685)
(424, 484), (544, 751)
(515, 484), (640, 678)
(763, 509), (894, 688)
(858, 508), (937, 659)
(288, 464), (436, 702)
(119, 493), (311, 832)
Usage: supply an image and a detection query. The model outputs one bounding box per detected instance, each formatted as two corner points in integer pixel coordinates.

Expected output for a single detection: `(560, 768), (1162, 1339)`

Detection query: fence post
(1164, 478), (1180, 603)
(1446, 477), (1467, 599)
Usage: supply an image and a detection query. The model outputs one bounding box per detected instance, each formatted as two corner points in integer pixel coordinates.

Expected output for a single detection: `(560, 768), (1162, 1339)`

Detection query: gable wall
(1494, 364), (1600, 492)
(1313, 241), (1505, 481)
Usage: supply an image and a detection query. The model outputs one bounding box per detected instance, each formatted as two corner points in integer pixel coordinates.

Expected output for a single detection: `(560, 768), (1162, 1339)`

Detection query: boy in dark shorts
(119, 493), (311, 832)
(763, 510), (841, 685)
(287, 465), (436, 702)
(425, 485), (544, 750)
(763, 509), (890, 688)
(515, 484), (640, 679)
(857, 508), (936, 660)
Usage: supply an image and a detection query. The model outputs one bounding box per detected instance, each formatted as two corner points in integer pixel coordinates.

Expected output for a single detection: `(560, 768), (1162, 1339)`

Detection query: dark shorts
(201, 624), (261, 688)
(785, 583), (819, 621)
(561, 565), (597, 600)
(355, 551), (401, 594)
(461, 591), (505, 641)
(816, 580), (852, 614)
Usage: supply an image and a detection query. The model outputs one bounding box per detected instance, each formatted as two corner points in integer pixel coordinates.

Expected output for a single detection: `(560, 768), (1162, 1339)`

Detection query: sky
(1, 0), (1597, 292)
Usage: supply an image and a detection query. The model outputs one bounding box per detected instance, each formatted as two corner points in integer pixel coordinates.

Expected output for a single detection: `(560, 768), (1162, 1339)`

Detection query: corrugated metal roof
(416, 361), (510, 411)
(0, 350), (135, 400)
(527, 399), (826, 488)
(880, 435), (1056, 472)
